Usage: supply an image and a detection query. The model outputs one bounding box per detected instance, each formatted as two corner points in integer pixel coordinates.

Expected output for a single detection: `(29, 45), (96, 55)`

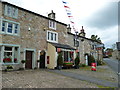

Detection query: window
(4, 5), (18, 18)
(63, 51), (74, 62)
(0, 19), (20, 35)
(7, 23), (13, 33)
(47, 31), (58, 43)
(49, 20), (56, 30)
(1, 46), (19, 63)
(2, 21), (6, 32)
(14, 24), (19, 34)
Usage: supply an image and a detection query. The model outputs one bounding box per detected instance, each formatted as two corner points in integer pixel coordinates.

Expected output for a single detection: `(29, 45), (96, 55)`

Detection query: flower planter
(63, 61), (73, 68)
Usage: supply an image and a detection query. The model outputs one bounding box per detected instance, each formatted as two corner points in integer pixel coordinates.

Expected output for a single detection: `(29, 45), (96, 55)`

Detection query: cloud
(81, 2), (118, 29)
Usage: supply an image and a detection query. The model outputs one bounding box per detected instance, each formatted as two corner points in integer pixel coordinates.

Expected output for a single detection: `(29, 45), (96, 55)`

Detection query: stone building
(0, 1), (76, 70)
(67, 26), (104, 65)
(0, 1), (103, 70)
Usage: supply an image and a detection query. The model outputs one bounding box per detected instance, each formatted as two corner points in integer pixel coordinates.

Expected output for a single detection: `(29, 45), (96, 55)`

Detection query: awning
(50, 42), (76, 50)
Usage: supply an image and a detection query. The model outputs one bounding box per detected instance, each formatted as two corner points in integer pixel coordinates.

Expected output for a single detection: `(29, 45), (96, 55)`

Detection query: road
(103, 58), (120, 88)
(103, 58), (119, 73)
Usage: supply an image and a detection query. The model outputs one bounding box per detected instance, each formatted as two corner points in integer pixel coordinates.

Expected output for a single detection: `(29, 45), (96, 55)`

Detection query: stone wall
(0, 2), (2, 16)
(112, 50), (119, 60)
(1, 2), (68, 69)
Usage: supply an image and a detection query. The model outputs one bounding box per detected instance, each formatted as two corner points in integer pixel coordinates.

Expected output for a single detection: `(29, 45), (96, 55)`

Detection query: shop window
(63, 51), (74, 62)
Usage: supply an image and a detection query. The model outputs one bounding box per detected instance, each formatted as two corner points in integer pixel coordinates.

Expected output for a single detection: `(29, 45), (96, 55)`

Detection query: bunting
(62, 0), (77, 32)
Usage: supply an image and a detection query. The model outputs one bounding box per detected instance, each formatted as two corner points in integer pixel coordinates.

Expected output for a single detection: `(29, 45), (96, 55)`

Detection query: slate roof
(50, 42), (76, 50)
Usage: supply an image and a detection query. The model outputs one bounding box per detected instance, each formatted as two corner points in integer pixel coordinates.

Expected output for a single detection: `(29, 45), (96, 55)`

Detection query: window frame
(0, 18), (20, 36)
(4, 4), (18, 19)
(49, 20), (56, 30)
(47, 30), (58, 43)
(0, 44), (20, 64)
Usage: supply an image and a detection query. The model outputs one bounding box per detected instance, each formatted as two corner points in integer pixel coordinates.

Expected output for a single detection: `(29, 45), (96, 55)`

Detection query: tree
(57, 52), (63, 69)
(91, 35), (102, 43)
(74, 55), (80, 69)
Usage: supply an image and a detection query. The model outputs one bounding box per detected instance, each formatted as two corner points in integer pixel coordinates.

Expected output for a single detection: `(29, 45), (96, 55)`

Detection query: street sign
(116, 42), (120, 51)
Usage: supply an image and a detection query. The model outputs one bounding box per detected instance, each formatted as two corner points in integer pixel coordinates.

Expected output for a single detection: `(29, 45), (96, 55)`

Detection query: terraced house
(67, 26), (104, 65)
(0, 1), (104, 70)
(0, 1), (76, 70)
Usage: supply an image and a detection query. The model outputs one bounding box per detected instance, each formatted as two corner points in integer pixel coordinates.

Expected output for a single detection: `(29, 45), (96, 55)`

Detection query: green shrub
(57, 52), (63, 66)
(75, 56), (80, 66)
(6, 65), (13, 69)
(97, 60), (102, 66)
(21, 60), (26, 64)
(82, 64), (86, 67)
(88, 55), (95, 66)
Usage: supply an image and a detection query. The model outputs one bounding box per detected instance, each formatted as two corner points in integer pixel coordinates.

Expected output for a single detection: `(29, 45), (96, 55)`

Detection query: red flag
(64, 5), (70, 8)
(68, 16), (73, 17)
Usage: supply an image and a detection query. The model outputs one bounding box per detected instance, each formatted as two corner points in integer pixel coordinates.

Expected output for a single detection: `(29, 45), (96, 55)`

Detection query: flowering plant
(14, 58), (17, 63)
(3, 58), (12, 63)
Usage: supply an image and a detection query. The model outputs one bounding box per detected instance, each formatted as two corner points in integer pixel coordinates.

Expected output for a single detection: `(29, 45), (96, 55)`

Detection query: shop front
(47, 42), (76, 69)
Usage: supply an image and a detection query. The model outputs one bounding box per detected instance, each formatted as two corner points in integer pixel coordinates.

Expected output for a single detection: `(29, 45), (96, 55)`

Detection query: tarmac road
(103, 58), (118, 73)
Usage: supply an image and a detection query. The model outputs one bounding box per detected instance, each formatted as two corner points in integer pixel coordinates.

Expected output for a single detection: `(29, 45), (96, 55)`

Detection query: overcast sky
(3, 0), (119, 48)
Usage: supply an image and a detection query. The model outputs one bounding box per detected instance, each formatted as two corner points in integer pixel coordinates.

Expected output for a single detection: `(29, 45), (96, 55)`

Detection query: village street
(2, 62), (118, 88)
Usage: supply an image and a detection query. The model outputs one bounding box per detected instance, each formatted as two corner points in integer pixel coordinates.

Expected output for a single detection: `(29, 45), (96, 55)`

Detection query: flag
(67, 13), (71, 15)
(62, 1), (67, 4)
(68, 16), (73, 17)
(70, 21), (74, 24)
(66, 9), (71, 12)
(64, 5), (70, 8)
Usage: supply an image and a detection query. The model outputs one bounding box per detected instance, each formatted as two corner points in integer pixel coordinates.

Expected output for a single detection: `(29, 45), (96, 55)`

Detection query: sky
(2, 0), (119, 48)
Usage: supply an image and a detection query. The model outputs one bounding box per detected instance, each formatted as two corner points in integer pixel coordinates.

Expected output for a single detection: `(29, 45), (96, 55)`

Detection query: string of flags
(61, 0), (77, 32)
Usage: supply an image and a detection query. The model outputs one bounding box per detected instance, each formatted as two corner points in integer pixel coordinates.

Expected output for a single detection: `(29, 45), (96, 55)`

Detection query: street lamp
(74, 31), (79, 47)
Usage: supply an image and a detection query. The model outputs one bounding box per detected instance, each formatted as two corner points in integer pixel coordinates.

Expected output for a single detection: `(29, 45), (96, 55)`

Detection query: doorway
(39, 50), (46, 68)
(25, 51), (33, 69)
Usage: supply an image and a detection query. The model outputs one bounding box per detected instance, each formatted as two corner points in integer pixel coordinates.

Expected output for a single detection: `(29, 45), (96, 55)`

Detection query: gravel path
(2, 69), (99, 88)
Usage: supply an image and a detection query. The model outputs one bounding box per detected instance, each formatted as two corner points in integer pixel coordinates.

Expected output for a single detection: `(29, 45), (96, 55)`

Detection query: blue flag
(62, 1), (67, 4)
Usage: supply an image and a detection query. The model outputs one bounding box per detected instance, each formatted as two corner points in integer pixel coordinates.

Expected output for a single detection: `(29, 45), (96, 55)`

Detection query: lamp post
(116, 42), (120, 88)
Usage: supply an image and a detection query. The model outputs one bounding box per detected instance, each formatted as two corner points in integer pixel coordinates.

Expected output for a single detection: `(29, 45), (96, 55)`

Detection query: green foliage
(21, 60), (26, 64)
(6, 65), (13, 69)
(57, 52), (63, 66)
(88, 55), (95, 66)
(91, 35), (102, 43)
(81, 64), (86, 67)
(75, 56), (80, 66)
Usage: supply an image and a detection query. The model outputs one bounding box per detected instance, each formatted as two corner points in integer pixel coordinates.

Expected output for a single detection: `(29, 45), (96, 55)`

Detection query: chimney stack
(79, 26), (86, 37)
(48, 10), (55, 20)
(67, 24), (71, 33)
